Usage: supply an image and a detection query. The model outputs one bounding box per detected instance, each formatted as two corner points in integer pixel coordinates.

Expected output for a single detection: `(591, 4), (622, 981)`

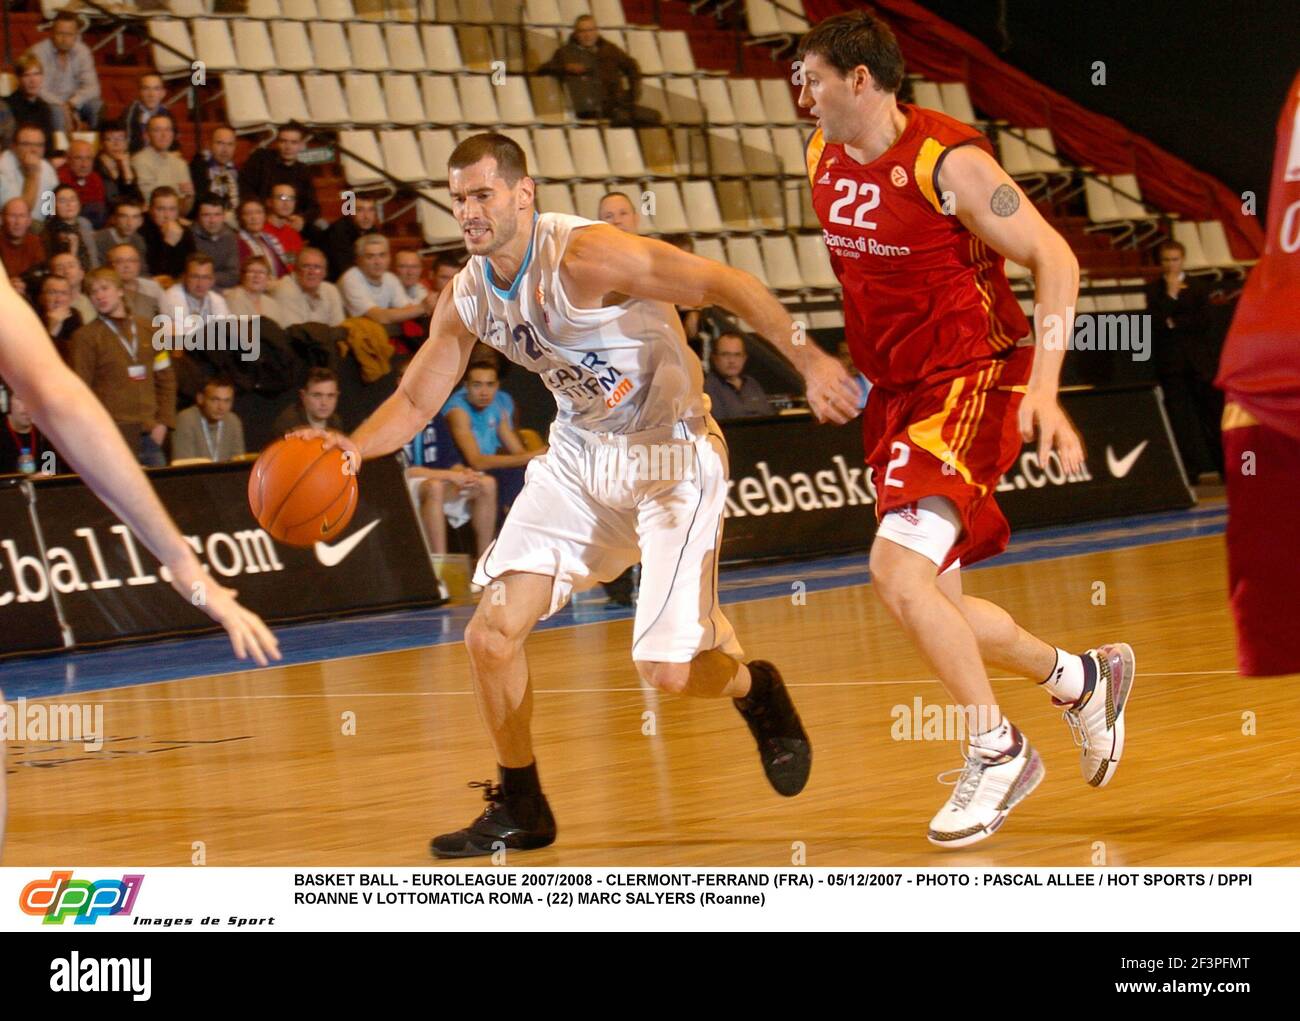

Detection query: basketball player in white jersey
(316, 133), (861, 856)
(0, 263), (281, 859)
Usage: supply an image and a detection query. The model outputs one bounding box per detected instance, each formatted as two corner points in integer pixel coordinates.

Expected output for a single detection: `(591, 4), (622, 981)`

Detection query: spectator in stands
(235, 197), (288, 278)
(322, 194), (378, 281)
(597, 191), (639, 233)
(25, 10), (103, 133)
(0, 98), (12, 150)
(837, 339), (870, 412)
(133, 114), (194, 213)
(340, 234), (437, 338)
(704, 331), (775, 420)
(44, 184), (98, 270)
(223, 256), (285, 326)
(124, 72), (173, 154)
(538, 15), (658, 126)
(58, 138), (107, 228)
(49, 250), (96, 324)
(264, 183), (305, 269)
(239, 122), (320, 230)
(393, 249), (431, 352)
(272, 245), (344, 327)
(189, 125), (240, 215)
(95, 119), (142, 206)
(38, 272), (82, 359)
(106, 243), (162, 320)
(70, 266), (176, 467)
(393, 355), (497, 559)
(0, 198), (45, 279)
(0, 391), (57, 475)
(161, 253), (230, 332)
(172, 375), (246, 463)
(0, 125), (59, 223)
(5, 56), (57, 143)
(271, 366), (344, 435)
(191, 195), (239, 289)
(1146, 239), (1223, 480)
(430, 252), (460, 296)
(140, 186), (195, 281)
(445, 359), (543, 479)
(94, 197), (147, 266)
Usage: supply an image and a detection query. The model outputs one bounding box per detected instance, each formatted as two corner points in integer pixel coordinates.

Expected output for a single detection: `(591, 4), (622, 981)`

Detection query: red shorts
(1223, 420), (1300, 676)
(865, 347), (1033, 571)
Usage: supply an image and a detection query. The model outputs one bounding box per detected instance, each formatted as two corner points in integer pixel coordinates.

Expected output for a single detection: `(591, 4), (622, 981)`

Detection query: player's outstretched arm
(941, 145), (1084, 473)
(321, 283), (479, 468)
(0, 271), (280, 666)
(562, 224), (861, 424)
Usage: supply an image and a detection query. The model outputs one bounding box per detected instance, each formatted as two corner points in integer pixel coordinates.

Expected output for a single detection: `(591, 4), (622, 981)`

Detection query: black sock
(742, 662), (770, 703)
(499, 762), (541, 799)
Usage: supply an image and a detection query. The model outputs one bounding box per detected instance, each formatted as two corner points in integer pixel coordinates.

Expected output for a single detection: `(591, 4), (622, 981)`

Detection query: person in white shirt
(272, 245), (344, 327)
(0, 125), (60, 222)
(338, 233), (436, 333)
(222, 256), (286, 327)
(160, 253), (230, 350)
(394, 249), (430, 302)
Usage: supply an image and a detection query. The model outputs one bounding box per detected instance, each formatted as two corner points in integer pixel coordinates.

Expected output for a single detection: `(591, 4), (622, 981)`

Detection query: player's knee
(869, 543), (931, 619)
(635, 659), (690, 694)
(419, 478), (445, 503)
(478, 473), (498, 498)
(464, 613), (521, 666)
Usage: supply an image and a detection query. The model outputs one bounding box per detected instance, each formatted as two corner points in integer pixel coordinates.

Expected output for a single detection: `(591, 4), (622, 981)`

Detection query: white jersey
(451, 212), (706, 434)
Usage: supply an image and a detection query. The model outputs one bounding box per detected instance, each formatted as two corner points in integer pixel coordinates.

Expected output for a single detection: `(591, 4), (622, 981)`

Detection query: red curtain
(802, 0), (1264, 258)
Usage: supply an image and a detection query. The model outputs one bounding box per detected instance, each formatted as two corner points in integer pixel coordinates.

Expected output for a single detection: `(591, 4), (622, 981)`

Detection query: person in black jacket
(239, 122), (321, 230)
(1145, 240), (1223, 479)
(537, 16), (659, 125)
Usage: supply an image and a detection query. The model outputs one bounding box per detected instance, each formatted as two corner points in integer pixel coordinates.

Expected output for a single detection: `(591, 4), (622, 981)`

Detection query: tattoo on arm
(990, 184), (1021, 217)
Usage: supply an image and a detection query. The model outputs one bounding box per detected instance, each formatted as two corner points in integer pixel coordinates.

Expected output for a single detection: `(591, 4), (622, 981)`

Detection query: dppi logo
(19, 870), (144, 925)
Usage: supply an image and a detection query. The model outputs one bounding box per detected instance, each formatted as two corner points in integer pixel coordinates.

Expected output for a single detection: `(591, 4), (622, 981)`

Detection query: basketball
(248, 436), (358, 547)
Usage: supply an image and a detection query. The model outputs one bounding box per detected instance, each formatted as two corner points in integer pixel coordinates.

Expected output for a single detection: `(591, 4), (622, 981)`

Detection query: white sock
(969, 716), (1016, 757)
(1042, 648), (1086, 704)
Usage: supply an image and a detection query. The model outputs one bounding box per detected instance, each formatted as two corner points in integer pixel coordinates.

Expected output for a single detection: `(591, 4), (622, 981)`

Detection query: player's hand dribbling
(287, 427), (362, 477)
(1018, 388), (1085, 475)
(169, 561), (281, 667)
(802, 350), (862, 425)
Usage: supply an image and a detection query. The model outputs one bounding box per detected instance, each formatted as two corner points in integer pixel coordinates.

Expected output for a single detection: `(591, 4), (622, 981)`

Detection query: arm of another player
(318, 282), (479, 471)
(941, 144), (1084, 473)
(444, 407), (537, 470)
(561, 224), (861, 424)
(0, 270), (279, 665)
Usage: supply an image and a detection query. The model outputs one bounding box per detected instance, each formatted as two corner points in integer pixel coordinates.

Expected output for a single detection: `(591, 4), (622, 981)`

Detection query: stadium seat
(698, 78), (737, 124)
(1197, 220), (1239, 266)
(223, 73), (273, 132)
(1024, 128), (1063, 171)
(604, 128), (646, 178)
(149, 20), (195, 78)
(642, 181), (688, 234)
(796, 234), (838, 289)
(422, 77), (463, 126)
(320, 0), (356, 18)
(344, 74), (388, 125)
(772, 126), (806, 177)
(659, 32), (696, 75)
(708, 128), (747, 177)
(339, 131), (386, 188)
(456, 26), (495, 73)
(728, 79), (764, 125)
(911, 80), (944, 112)
(310, 24), (352, 73)
(693, 238), (726, 264)
(745, 0), (784, 38)
(759, 79), (800, 124)
(386, 25), (427, 73)
(348, 23), (390, 72)
(247, 0), (283, 17)
(568, 128), (611, 178)
(262, 75), (311, 124)
(571, 181), (606, 219)
(762, 236), (804, 290)
(739, 127), (780, 175)
(558, 0), (592, 23)
(460, 0), (495, 23)
(682, 180), (725, 232)
(383, 75), (427, 127)
(232, 21), (277, 74)
(525, 0), (563, 25)
(625, 32), (663, 77)
(282, 0), (320, 17)
(418, 189), (461, 244)
(457, 76), (501, 126)
(535, 183), (577, 216)
(726, 236), (769, 286)
(529, 76), (569, 123)
(524, 28), (561, 71)
(939, 82), (976, 124)
(1092, 278), (1126, 312)
(1172, 220), (1211, 270)
(748, 179), (785, 229)
(533, 127), (578, 179)
(496, 78), (539, 125)
(499, 128), (540, 175)
(422, 26), (464, 72)
(666, 78), (703, 124)
(418, 129), (457, 181)
(591, 0), (624, 27)
(637, 128), (676, 177)
(271, 22), (315, 72)
(810, 310), (845, 329)
(714, 180), (752, 230)
(305, 75), (351, 126)
(380, 130), (429, 184)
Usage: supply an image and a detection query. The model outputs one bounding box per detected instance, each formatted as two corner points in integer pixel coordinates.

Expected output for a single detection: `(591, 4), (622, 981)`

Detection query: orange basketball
(248, 436), (358, 547)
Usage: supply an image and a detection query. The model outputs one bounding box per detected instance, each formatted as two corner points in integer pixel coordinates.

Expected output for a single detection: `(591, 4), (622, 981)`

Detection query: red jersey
(1216, 70), (1300, 442)
(807, 104), (1030, 391)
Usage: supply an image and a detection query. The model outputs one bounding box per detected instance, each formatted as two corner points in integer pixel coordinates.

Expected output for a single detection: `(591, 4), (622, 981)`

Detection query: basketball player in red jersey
(0, 263), (281, 857)
(1216, 70), (1300, 678)
(799, 11), (1135, 846)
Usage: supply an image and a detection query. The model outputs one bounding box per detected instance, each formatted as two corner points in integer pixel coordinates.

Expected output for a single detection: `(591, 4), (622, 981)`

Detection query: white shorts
(406, 474), (472, 529)
(473, 416), (742, 664)
(876, 495), (963, 574)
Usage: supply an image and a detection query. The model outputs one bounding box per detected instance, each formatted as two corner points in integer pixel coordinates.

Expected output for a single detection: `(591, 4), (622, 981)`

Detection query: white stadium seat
(384, 75), (427, 127)
(642, 181), (688, 233)
(380, 130), (429, 184)
(422, 26), (463, 72)
(149, 20), (194, 78)
(568, 128), (611, 178)
(271, 22), (314, 72)
(223, 73), (272, 132)
(386, 25), (427, 73)
(727, 236), (769, 286)
(457, 76), (501, 126)
(604, 128), (646, 178)
(339, 131), (385, 188)
(343, 74), (388, 125)
(422, 77), (464, 125)
(796, 234), (838, 289)
(262, 74), (310, 124)
(304, 74), (350, 125)
(759, 79), (799, 124)
(682, 180), (724, 232)
(309, 24), (352, 72)
(347, 23), (390, 72)
(418, 189), (461, 245)
(232, 21), (277, 73)
(418, 129), (458, 181)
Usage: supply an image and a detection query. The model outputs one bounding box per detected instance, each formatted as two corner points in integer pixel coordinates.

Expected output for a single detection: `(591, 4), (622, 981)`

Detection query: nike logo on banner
(314, 519), (380, 567)
(1106, 441), (1149, 478)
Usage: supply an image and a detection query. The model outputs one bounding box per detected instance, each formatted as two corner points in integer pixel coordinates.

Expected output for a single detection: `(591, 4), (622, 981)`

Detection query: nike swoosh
(1106, 441), (1149, 479)
(314, 519), (380, 567)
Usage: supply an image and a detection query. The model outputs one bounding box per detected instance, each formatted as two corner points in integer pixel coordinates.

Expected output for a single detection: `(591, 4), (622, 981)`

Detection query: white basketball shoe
(1057, 643), (1136, 788)
(927, 728), (1045, 848)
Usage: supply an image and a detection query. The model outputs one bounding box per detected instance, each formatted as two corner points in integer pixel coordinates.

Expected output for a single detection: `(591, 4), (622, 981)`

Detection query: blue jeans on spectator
(137, 433), (166, 468)
(50, 97), (104, 133)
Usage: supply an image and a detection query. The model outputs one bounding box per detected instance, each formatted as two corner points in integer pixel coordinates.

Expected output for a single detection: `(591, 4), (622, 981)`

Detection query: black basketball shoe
(733, 660), (812, 796)
(430, 780), (557, 859)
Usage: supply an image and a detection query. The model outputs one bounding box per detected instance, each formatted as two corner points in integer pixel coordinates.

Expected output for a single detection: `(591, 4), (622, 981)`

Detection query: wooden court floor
(7, 531), (1300, 867)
